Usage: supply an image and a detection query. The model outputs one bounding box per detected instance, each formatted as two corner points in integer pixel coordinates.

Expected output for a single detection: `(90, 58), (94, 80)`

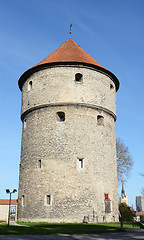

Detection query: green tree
(119, 203), (135, 221)
(116, 138), (133, 182)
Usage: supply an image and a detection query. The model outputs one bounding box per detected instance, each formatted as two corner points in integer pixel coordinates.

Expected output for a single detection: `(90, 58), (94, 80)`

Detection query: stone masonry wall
(21, 65), (116, 118)
(18, 65), (119, 222)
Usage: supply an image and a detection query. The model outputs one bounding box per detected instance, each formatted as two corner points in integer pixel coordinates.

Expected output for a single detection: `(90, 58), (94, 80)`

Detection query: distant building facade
(0, 199), (17, 221)
(136, 196), (144, 211)
(18, 39), (120, 222)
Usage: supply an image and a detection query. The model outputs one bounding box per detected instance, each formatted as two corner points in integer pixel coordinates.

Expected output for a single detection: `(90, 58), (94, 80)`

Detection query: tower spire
(121, 180), (125, 198)
(69, 23), (72, 38)
(120, 180), (128, 205)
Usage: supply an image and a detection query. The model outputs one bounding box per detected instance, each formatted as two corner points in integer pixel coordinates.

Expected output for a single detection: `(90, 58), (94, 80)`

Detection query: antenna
(69, 23), (72, 38)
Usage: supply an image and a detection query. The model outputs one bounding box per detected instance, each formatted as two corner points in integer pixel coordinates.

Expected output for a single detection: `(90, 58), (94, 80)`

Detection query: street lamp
(6, 189), (17, 226)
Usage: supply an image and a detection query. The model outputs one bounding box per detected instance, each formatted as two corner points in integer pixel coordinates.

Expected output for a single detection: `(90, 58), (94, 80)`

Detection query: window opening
(75, 73), (83, 82)
(22, 195), (25, 206)
(28, 81), (33, 91)
(78, 158), (84, 168)
(97, 115), (104, 126)
(23, 119), (26, 130)
(46, 195), (51, 205)
(110, 84), (114, 90)
(38, 160), (41, 168)
(57, 112), (65, 122)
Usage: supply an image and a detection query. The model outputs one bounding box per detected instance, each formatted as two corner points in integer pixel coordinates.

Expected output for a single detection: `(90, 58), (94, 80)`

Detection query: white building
(0, 199), (17, 221)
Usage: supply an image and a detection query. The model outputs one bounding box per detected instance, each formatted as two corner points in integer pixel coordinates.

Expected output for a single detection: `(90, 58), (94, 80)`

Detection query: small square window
(57, 112), (65, 122)
(97, 115), (104, 126)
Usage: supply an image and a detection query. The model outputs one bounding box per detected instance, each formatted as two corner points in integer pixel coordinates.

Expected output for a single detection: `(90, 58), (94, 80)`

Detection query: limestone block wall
(18, 65), (119, 222)
(21, 65), (116, 119)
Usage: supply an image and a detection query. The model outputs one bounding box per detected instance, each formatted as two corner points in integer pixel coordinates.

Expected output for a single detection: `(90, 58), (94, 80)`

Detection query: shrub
(119, 203), (135, 221)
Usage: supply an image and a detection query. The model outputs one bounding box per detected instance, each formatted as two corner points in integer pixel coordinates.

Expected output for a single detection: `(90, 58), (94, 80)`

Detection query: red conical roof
(18, 39), (119, 91)
(34, 38), (104, 69)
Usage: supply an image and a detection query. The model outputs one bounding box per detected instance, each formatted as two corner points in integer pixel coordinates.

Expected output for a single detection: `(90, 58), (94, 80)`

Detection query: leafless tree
(116, 138), (133, 182)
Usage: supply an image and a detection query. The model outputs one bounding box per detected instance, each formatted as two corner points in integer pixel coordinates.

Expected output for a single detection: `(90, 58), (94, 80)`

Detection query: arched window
(75, 73), (83, 82)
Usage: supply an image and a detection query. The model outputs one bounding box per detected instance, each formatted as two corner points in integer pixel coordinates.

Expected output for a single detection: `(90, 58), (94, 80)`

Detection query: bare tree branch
(116, 138), (133, 182)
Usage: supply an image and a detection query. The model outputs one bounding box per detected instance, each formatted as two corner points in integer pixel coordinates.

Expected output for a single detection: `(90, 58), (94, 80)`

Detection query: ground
(0, 230), (144, 240)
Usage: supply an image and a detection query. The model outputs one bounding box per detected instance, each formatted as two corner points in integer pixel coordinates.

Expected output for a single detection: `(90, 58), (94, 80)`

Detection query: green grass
(18, 221), (140, 229)
(0, 222), (140, 235)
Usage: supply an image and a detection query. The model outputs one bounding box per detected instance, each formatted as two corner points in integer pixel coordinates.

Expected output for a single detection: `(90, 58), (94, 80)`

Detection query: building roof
(34, 38), (105, 68)
(0, 199), (18, 205)
(18, 39), (119, 91)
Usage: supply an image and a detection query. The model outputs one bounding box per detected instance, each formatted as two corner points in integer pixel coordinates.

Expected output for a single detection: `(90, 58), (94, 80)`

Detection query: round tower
(18, 39), (120, 222)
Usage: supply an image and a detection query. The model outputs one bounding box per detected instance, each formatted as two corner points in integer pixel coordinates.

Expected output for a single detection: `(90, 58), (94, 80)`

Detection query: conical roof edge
(18, 39), (119, 91)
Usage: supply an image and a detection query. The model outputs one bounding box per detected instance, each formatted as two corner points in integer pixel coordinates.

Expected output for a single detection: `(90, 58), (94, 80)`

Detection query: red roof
(0, 199), (18, 205)
(18, 39), (119, 91)
(34, 38), (104, 69)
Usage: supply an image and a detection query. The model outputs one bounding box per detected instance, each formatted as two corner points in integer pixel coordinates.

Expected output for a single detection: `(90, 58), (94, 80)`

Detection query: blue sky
(0, 0), (144, 209)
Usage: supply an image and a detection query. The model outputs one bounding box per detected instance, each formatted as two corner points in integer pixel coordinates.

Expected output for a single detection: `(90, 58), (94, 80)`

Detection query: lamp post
(6, 189), (17, 226)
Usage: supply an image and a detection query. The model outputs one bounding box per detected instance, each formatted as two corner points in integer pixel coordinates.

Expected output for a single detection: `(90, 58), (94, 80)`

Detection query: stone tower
(18, 39), (119, 222)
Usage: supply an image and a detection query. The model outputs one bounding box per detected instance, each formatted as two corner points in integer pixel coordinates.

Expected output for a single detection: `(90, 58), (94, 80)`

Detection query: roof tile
(0, 199), (18, 205)
(34, 38), (104, 69)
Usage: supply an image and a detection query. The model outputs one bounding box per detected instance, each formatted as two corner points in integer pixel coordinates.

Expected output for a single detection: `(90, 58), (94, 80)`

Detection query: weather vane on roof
(69, 23), (72, 38)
